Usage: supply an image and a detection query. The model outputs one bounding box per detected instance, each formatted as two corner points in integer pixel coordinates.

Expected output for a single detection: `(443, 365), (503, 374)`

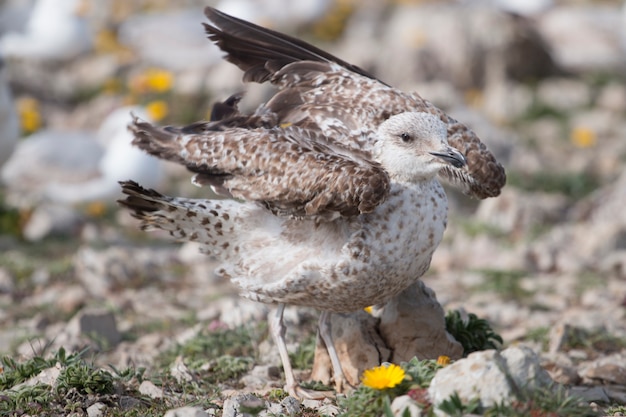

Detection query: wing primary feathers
(203, 6), (382, 84)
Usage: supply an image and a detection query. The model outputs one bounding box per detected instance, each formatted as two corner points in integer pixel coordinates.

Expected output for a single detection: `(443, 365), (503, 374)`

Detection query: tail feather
(118, 180), (238, 256)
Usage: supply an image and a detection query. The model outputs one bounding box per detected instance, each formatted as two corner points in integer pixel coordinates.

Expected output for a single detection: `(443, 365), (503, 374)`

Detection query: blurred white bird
(0, 60), (19, 169)
(0, 0), (92, 61)
(215, 0), (332, 28)
(1, 106), (163, 207)
(118, 8), (221, 71)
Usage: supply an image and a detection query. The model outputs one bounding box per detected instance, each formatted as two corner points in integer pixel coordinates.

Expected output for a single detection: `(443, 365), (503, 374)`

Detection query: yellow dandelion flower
(16, 96), (42, 134)
(146, 100), (169, 122)
(363, 306), (373, 314)
(145, 68), (173, 93)
(361, 363), (405, 390)
(570, 127), (596, 148)
(436, 355), (451, 366)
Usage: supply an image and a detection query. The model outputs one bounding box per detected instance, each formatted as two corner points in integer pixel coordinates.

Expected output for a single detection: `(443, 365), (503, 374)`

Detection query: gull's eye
(400, 132), (412, 142)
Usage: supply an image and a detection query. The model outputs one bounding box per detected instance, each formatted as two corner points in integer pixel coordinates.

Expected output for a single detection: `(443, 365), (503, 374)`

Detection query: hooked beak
(429, 147), (467, 168)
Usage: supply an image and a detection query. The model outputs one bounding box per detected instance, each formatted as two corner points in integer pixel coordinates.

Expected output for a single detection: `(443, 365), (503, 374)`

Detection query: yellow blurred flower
(129, 68), (174, 94)
(363, 306), (373, 314)
(361, 363), (405, 390)
(146, 100), (169, 121)
(146, 68), (173, 93)
(16, 96), (42, 134)
(570, 127), (596, 148)
(436, 355), (451, 366)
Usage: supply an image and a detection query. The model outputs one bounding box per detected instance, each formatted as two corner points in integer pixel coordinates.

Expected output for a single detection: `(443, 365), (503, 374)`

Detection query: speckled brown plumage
(121, 112), (460, 311)
(203, 7), (505, 199)
(129, 115), (390, 220)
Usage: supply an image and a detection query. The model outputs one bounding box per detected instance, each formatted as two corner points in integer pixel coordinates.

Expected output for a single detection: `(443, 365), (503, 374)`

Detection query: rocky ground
(0, 1), (625, 416)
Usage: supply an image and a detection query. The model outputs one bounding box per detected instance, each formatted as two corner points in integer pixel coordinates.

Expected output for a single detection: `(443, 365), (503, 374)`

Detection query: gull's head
(374, 112), (466, 182)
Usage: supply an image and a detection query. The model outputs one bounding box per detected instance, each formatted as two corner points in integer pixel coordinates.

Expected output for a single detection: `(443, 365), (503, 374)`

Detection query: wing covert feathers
(128, 116), (390, 220)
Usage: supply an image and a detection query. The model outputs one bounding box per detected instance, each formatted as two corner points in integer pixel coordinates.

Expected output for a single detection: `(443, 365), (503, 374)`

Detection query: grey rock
(567, 386), (610, 403)
(428, 346), (553, 413)
(260, 397), (300, 417)
(86, 402), (107, 417)
(579, 352), (626, 385)
(118, 9), (221, 72)
(0, 268), (14, 293)
(475, 188), (569, 237)
(74, 246), (179, 295)
(536, 78), (591, 111)
(548, 322), (571, 354)
(597, 83), (626, 113)
(543, 360), (581, 385)
(22, 204), (84, 241)
(500, 345), (554, 387)
(483, 81), (533, 123)
(605, 385), (626, 404)
(240, 365), (281, 390)
(599, 250), (626, 279)
(55, 284), (87, 314)
(67, 308), (121, 348)
(163, 407), (210, 417)
(119, 395), (144, 410)
(12, 363), (61, 390)
(378, 281), (464, 363)
(316, 401), (340, 416)
(170, 355), (195, 384)
(538, 6), (626, 73)
(375, 5), (555, 90)
(217, 297), (270, 329)
(582, 363), (626, 385)
(222, 393), (264, 417)
(280, 396), (301, 415)
(527, 170), (626, 274)
(138, 380), (164, 399)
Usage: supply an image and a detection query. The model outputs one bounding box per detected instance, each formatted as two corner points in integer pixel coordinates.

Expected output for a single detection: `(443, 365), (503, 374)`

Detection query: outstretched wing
(204, 6), (505, 199)
(128, 116), (390, 220)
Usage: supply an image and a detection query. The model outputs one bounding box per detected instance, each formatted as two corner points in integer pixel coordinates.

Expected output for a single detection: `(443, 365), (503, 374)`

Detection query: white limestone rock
(428, 346), (553, 415)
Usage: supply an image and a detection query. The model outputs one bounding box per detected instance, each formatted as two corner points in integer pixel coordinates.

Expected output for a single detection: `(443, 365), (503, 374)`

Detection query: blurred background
(0, 0), (625, 408)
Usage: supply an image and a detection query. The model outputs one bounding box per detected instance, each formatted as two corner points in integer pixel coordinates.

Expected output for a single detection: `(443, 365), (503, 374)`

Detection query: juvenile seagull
(120, 7), (504, 399)
(119, 111), (465, 398)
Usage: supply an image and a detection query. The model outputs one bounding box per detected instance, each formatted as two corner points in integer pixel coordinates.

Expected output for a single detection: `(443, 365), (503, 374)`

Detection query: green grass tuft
(445, 310), (503, 356)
